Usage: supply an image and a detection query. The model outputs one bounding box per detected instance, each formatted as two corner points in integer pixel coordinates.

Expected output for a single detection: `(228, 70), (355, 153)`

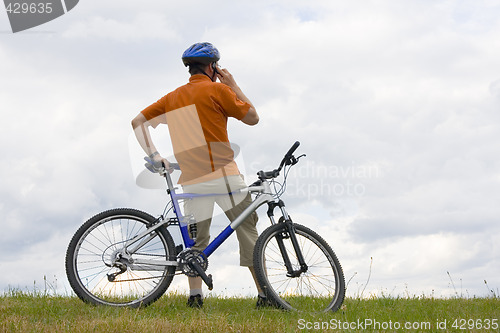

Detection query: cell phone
(214, 64), (222, 77)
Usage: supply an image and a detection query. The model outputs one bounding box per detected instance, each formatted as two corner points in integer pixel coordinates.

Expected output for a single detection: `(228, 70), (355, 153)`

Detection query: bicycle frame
(168, 172), (276, 258)
(120, 171), (277, 270)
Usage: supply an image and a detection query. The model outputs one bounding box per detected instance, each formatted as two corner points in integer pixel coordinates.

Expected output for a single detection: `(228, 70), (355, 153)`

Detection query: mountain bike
(65, 142), (345, 312)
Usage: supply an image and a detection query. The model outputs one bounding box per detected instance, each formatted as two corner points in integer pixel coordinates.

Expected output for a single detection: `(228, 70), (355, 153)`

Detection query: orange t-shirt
(141, 74), (251, 185)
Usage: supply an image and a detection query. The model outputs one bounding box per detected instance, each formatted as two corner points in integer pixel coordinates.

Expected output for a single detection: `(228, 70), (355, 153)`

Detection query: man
(131, 42), (267, 308)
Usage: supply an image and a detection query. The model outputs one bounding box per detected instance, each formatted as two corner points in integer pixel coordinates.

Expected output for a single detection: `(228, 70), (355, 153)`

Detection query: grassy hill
(1, 292), (499, 332)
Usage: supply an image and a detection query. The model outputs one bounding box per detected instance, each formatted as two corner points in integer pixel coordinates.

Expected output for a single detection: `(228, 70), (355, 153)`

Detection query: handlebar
(144, 157), (180, 174)
(257, 141), (305, 180)
(144, 141), (304, 181)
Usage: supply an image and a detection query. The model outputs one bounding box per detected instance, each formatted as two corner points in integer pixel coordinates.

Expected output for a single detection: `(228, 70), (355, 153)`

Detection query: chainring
(178, 249), (209, 277)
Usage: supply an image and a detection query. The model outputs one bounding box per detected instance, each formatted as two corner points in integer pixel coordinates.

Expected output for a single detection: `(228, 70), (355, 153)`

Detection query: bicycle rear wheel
(253, 222), (345, 312)
(65, 208), (176, 307)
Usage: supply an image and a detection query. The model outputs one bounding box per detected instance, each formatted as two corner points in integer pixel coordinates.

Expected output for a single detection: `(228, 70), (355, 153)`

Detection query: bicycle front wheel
(253, 222), (345, 312)
(65, 208), (176, 307)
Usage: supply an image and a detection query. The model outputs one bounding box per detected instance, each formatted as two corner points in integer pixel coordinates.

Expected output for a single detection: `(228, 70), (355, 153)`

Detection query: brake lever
(286, 154), (306, 166)
(296, 154), (306, 161)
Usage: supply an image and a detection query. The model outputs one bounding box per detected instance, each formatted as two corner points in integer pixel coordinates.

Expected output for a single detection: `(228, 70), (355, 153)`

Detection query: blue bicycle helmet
(182, 42), (220, 67)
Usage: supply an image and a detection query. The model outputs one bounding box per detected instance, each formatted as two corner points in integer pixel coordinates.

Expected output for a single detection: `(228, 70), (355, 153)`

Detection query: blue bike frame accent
(168, 188), (197, 248)
(203, 225), (234, 257)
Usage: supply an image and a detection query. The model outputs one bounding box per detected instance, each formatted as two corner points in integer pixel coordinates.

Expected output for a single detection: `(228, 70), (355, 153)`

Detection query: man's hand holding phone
(216, 66), (239, 90)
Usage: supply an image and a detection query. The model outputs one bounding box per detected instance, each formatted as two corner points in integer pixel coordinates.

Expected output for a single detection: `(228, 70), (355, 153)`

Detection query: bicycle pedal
(207, 274), (213, 290)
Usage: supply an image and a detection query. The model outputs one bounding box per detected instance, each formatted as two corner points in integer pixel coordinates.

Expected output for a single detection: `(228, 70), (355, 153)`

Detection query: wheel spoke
(254, 223), (345, 312)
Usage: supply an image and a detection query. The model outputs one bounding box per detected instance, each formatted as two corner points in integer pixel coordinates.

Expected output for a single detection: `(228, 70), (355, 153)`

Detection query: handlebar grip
(285, 141), (300, 158)
(258, 169), (279, 180)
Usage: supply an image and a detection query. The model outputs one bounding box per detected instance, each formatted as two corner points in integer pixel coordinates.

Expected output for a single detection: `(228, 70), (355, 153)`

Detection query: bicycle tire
(65, 208), (176, 307)
(253, 222), (345, 312)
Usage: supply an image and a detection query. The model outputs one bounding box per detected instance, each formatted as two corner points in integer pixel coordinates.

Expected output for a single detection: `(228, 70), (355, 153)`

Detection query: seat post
(163, 170), (176, 191)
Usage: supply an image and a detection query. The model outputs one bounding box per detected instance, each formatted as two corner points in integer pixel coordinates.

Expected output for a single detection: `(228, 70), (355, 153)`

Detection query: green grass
(0, 291), (499, 332)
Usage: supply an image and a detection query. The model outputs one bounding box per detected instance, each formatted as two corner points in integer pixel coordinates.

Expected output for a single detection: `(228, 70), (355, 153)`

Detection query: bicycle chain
(109, 250), (208, 283)
(106, 251), (180, 283)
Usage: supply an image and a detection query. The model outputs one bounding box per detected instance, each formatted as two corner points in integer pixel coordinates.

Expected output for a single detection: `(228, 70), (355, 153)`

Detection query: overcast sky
(1, 0), (499, 299)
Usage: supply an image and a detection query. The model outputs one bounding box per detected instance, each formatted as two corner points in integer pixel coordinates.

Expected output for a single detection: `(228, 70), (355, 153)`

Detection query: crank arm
(189, 260), (213, 290)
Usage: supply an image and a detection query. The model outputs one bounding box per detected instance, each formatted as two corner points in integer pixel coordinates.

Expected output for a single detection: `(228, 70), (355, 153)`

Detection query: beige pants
(182, 175), (259, 267)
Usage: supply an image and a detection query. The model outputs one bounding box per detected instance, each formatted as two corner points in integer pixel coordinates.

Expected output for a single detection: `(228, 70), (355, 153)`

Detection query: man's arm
(131, 113), (169, 168)
(216, 67), (259, 125)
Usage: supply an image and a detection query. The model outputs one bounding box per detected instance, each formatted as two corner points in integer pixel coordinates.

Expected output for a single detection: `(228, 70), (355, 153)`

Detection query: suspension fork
(267, 201), (308, 277)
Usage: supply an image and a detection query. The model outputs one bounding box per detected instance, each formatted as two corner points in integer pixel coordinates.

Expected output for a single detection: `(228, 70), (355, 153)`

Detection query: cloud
(62, 12), (180, 42)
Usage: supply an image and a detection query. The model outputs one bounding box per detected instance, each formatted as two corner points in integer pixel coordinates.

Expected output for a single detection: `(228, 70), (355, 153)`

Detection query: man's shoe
(187, 294), (203, 308)
(256, 295), (272, 308)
